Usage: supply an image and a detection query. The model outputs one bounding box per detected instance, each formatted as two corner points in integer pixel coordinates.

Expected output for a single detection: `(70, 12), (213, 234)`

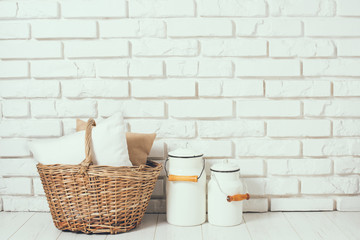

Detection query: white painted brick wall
(0, 0), (359, 213)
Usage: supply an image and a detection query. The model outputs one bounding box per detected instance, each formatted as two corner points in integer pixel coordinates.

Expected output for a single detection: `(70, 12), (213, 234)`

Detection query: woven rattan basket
(37, 119), (162, 234)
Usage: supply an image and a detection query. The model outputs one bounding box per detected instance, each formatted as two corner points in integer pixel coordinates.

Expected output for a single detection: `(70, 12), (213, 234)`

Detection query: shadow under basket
(36, 118), (162, 234)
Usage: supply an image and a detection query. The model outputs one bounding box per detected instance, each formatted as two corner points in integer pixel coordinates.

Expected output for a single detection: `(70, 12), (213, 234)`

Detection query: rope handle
(78, 118), (96, 175)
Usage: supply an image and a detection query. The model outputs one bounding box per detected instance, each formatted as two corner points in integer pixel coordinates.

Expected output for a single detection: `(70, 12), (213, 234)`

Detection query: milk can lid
(210, 160), (240, 173)
(168, 148), (203, 158)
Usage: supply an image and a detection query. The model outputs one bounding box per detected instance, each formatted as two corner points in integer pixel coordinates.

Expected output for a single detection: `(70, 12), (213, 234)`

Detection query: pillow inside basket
(29, 112), (132, 167)
(77, 119), (156, 166)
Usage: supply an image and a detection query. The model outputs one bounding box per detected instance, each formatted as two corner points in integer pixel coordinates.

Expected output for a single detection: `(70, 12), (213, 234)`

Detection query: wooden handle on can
(168, 175), (198, 182)
(227, 193), (250, 202)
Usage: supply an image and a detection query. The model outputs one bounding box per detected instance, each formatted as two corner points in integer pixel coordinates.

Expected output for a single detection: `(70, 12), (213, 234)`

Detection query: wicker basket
(37, 119), (162, 234)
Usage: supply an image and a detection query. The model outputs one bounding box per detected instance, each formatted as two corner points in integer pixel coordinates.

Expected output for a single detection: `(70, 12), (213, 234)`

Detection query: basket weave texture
(37, 119), (162, 234)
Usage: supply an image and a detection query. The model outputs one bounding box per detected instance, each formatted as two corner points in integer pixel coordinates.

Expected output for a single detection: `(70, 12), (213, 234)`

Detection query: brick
(238, 160), (265, 177)
(62, 119), (77, 135)
(267, 120), (331, 137)
(129, 120), (196, 138)
(17, 1), (58, 18)
(0, 178), (32, 195)
(62, 80), (129, 98)
(202, 39), (267, 57)
(166, 59), (198, 77)
(334, 120), (360, 137)
(237, 100), (300, 117)
(268, 159), (332, 175)
(334, 80), (360, 96)
(237, 139), (300, 157)
(334, 157), (360, 174)
(2, 196), (48, 212)
(32, 61), (95, 78)
(96, 60), (128, 77)
(266, 80), (331, 97)
(303, 139), (360, 156)
(198, 80), (221, 97)
(0, 61), (28, 78)
(243, 178), (266, 195)
(266, 178), (299, 195)
(0, 41), (62, 59)
(304, 59), (360, 76)
(98, 100), (165, 118)
(146, 199), (166, 213)
(224, 80), (263, 97)
(129, 60), (163, 77)
(0, 158), (38, 176)
(132, 80), (195, 98)
(31, 100), (57, 118)
(270, 39), (335, 57)
(167, 140), (232, 158)
(152, 180), (164, 197)
(0, 22), (29, 39)
(198, 60), (233, 77)
(0, 139), (30, 157)
(269, 0), (335, 16)
(198, 120), (264, 138)
(0, 120), (61, 138)
(236, 19), (301, 36)
(0, 80), (59, 98)
(301, 177), (359, 194)
(169, 100), (233, 118)
(337, 0), (360, 16)
(199, 0), (266, 17)
(337, 39), (360, 56)
(235, 60), (300, 77)
(0, 2), (17, 18)
(167, 19), (232, 37)
(65, 40), (129, 58)
(2, 100), (29, 118)
(244, 198), (268, 212)
(129, 0), (194, 17)
(205, 159), (264, 177)
(271, 198), (334, 211)
(32, 20), (96, 39)
(33, 178), (45, 196)
(133, 39), (198, 57)
(56, 100), (97, 117)
(62, 0), (126, 18)
(304, 100), (360, 117)
(305, 19), (360, 36)
(149, 142), (165, 159)
(337, 197), (360, 211)
(100, 20), (165, 38)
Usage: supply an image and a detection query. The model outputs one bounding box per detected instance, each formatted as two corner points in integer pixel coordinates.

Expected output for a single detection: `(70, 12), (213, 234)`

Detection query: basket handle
(78, 118), (96, 175)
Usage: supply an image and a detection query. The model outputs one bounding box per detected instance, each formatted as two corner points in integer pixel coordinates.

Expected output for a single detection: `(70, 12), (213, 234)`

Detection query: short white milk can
(165, 148), (206, 226)
(208, 160), (250, 226)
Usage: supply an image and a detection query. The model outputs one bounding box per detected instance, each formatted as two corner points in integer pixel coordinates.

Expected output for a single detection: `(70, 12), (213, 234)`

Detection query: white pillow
(29, 112), (132, 167)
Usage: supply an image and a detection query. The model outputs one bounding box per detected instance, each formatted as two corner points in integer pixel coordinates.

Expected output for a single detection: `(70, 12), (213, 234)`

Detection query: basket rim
(37, 160), (162, 177)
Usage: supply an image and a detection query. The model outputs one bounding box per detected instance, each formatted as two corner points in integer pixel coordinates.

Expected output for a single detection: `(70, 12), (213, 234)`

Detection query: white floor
(0, 212), (359, 240)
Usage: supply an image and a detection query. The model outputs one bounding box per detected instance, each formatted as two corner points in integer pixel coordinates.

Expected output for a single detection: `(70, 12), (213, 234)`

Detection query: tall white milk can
(208, 160), (250, 226)
(165, 148), (206, 226)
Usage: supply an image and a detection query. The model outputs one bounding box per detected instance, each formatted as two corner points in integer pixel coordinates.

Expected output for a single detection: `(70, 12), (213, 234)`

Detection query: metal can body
(208, 173), (244, 226)
(208, 160), (249, 227)
(165, 149), (206, 226)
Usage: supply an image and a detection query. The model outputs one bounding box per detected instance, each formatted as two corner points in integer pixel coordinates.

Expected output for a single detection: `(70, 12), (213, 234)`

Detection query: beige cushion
(77, 119), (156, 166)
